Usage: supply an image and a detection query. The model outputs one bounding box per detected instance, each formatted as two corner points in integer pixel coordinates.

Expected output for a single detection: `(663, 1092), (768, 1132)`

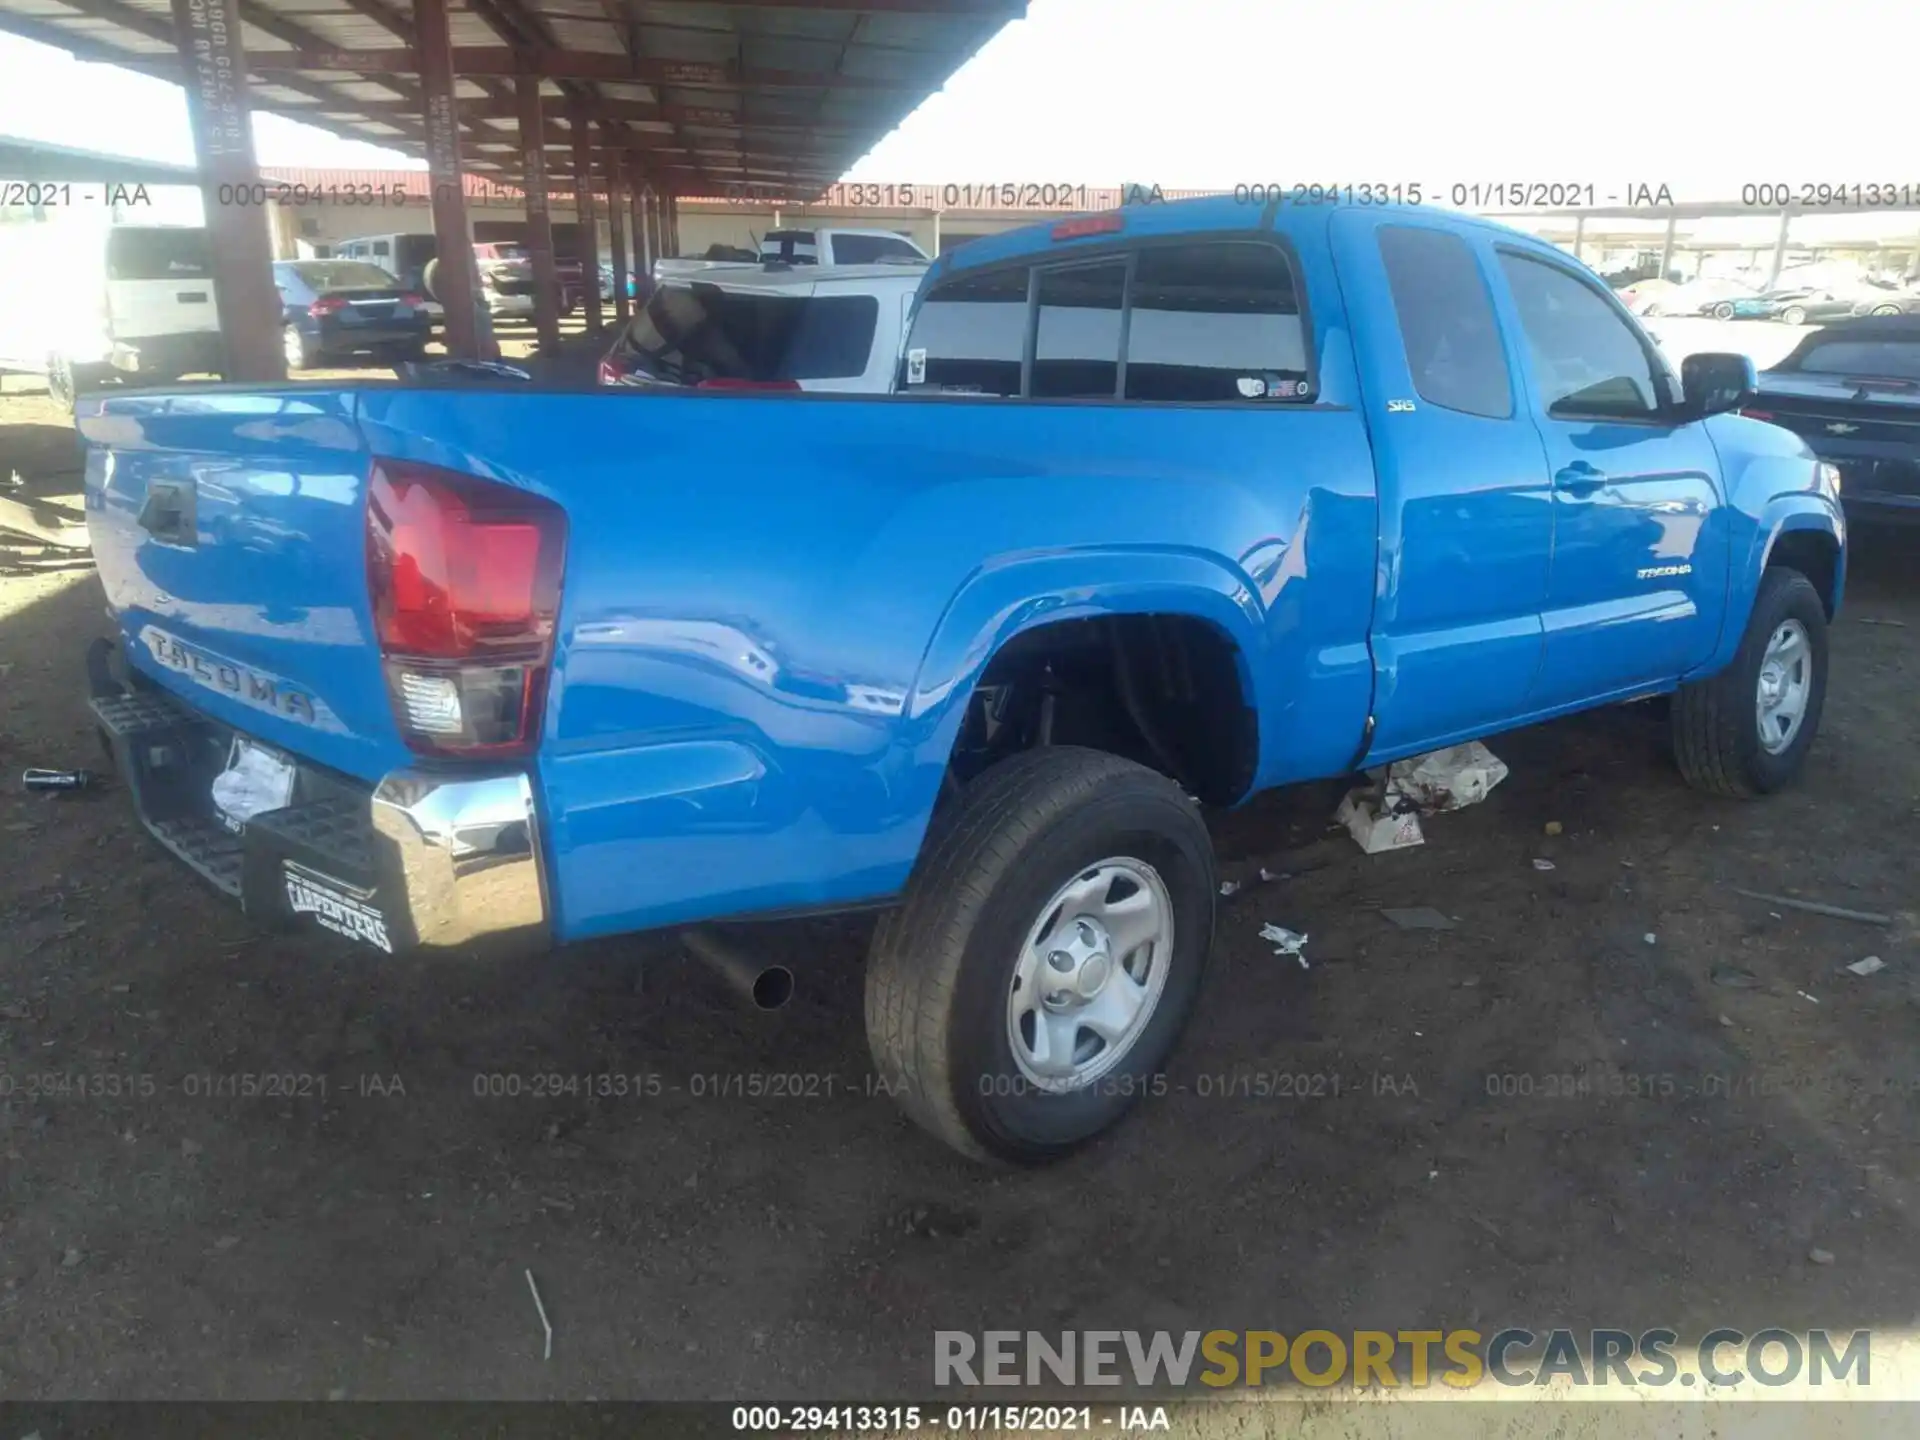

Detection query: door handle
(1554, 461), (1606, 495)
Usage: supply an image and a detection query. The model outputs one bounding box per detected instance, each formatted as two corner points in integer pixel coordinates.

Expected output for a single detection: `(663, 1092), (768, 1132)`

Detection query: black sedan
(1746, 315), (1920, 526)
(272, 260), (433, 370)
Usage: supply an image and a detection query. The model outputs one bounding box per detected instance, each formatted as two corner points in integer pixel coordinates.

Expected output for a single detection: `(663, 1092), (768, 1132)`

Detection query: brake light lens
(309, 295), (348, 318)
(694, 377), (801, 392)
(397, 292), (426, 311)
(1051, 212), (1125, 242)
(1739, 407), (1775, 421)
(596, 358), (625, 386)
(365, 459), (566, 757)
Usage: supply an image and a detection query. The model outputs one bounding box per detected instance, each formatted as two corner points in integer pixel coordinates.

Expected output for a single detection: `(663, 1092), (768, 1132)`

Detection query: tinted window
(287, 261), (399, 291)
(1032, 262), (1126, 399)
(1499, 251), (1662, 418)
(904, 265), (1029, 396)
(1378, 226), (1512, 418)
(616, 285), (878, 382)
(831, 234), (923, 264)
(373, 240), (390, 257)
(1784, 338), (1920, 381)
(105, 227), (212, 281)
(1125, 242), (1308, 402)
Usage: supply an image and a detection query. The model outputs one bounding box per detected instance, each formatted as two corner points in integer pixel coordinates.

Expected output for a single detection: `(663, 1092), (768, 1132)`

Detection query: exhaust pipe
(682, 928), (794, 1011)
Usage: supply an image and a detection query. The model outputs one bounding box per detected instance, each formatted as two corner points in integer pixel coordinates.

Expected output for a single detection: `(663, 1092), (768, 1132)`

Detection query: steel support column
(516, 76), (561, 356)
(1570, 213), (1585, 263)
(1657, 213), (1678, 282)
(628, 176), (650, 285)
(571, 108), (603, 335)
(415, 0), (482, 359)
(1766, 208), (1793, 290)
(168, 0), (284, 380)
(663, 195), (679, 257)
(606, 145), (631, 325)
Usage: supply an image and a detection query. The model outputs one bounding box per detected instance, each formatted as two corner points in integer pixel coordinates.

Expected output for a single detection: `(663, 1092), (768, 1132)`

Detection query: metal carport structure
(0, 0), (1024, 371)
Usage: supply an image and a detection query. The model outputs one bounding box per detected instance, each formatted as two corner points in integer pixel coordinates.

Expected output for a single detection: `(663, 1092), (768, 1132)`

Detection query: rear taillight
(309, 295), (347, 318)
(694, 377), (801, 392)
(365, 459), (566, 758)
(596, 358), (624, 386)
(1739, 408), (1775, 421)
(397, 292), (426, 311)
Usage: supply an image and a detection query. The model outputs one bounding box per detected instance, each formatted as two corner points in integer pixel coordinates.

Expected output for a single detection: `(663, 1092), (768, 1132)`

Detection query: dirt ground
(2, 369), (1918, 1406)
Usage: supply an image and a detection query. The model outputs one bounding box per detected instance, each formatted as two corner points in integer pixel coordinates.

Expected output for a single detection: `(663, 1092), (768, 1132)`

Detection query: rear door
(1329, 211), (1556, 757)
(104, 227), (219, 341)
(1488, 245), (1729, 705)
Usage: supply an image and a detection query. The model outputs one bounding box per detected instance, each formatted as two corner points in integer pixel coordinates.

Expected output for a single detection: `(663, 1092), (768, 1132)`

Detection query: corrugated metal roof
(0, 0), (1026, 193)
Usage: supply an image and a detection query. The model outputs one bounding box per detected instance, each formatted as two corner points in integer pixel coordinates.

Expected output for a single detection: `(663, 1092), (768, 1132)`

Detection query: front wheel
(865, 747), (1217, 1164)
(1870, 304), (1901, 317)
(1712, 301), (1736, 320)
(1781, 305), (1809, 326)
(282, 324), (316, 371)
(1671, 568), (1828, 798)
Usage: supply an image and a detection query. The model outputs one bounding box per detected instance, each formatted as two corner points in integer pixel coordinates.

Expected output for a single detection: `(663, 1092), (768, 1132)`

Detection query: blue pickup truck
(75, 196), (1845, 1164)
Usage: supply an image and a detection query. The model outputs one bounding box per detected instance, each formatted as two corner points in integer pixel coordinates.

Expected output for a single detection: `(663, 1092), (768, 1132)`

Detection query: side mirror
(1679, 351), (1756, 418)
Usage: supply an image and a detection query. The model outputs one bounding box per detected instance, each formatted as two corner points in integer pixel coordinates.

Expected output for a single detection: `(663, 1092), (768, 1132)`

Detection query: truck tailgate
(78, 388), (411, 782)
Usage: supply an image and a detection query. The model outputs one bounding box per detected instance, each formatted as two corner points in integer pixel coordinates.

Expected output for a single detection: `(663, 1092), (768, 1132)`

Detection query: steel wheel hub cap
(1008, 858), (1173, 1093)
(1755, 618), (1811, 755)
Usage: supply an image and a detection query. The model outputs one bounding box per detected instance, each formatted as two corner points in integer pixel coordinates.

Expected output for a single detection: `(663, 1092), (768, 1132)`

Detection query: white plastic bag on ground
(1335, 788), (1425, 853)
(1385, 742), (1510, 814)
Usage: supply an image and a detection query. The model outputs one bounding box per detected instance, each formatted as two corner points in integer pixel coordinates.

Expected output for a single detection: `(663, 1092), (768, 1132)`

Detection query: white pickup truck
(653, 227), (931, 281)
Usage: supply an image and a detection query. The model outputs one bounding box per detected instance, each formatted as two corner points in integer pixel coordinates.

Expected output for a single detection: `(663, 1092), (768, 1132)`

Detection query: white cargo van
(0, 217), (225, 410)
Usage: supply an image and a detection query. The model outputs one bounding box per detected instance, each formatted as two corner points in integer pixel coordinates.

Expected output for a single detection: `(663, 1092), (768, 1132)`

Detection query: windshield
(1785, 338), (1920, 382)
(616, 283), (879, 382)
(287, 261), (399, 290)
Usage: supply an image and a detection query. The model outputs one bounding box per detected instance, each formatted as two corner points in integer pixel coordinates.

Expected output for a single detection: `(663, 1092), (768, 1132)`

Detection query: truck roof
(921, 193), (1547, 287)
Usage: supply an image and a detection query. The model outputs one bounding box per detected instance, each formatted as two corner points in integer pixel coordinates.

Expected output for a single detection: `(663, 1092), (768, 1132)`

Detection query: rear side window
(617, 286), (879, 382)
(831, 234), (924, 265)
(1125, 242), (1308, 401)
(373, 240), (391, 257)
(105, 227), (212, 281)
(1032, 262), (1126, 399)
(288, 261), (399, 291)
(1498, 251), (1663, 418)
(1377, 225), (1512, 419)
(1784, 337), (1920, 381)
(904, 265), (1030, 396)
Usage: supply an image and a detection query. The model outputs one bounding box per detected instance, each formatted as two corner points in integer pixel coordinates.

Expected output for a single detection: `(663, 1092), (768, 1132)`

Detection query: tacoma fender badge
(1386, 399), (1417, 413)
(1638, 563), (1693, 579)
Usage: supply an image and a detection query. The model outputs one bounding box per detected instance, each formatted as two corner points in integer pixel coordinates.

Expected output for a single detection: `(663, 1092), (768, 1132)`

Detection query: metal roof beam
(691, 0), (1022, 10)
(242, 47), (925, 88)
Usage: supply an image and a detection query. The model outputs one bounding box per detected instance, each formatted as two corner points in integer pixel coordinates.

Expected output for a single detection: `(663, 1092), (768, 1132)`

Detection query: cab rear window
(1785, 338), (1920, 382)
(616, 284), (879, 382)
(106, 227), (212, 281)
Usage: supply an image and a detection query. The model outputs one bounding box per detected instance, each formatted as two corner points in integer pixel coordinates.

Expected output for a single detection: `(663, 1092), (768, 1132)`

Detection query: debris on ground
(1711, 965), (1763, 990)
(1544, 820), (1564, 836)
(1857, 617), (1907, 627)
(1797, 991), (1821, 1005)
(1380, 906), (1456, 931)
(1332, 743), (1509, 854)
(1643, 933), (1658, 946)
(1532, 858), (1556, 872)
(525, 1267), (554, 1361)
(1219, 880), (1242, 898)
(1845, 956), (1887, 977)
(1728, 887), (1892, 926)
(1259, 923), (1310, 969)
(21, 768), (94, 794)
(1810, 1247), (1836, 1265)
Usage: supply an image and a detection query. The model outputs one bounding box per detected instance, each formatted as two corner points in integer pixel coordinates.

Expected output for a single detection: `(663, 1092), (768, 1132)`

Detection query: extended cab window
(1498, 251), (1663, 419)
(904, 265), (1029, 396)
(1033, 262), (1126, 399)
(1125, 242), (1306, 402)
(1377, 226), (1512, 419)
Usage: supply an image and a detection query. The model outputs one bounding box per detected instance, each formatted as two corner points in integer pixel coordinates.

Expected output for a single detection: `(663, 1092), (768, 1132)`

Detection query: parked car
(0, 221), (224, 411)
(1641, 278), (1756, 317)
(1849, 288), (1920, 318)
(654, 229), (931, 282)
(75, 196), (1844, 1164)
(1771, 290), (1876, 326)
(1746, 314), (1920, 525)
(596, 264), (924, 393)
(1616, 277), (1676, 316)
(272, 259), (432, 370)
(330, 232), (440, 316)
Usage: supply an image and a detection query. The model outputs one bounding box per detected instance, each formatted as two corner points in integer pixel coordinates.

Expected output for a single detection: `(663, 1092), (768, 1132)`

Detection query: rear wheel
(1781, 304), (1809, 326)
(1871, 304), (1902, 317)
(282, 325), (316, 371)
(865, 747), (1216, 1164)
(46, 353), (107, 414)
(1712, 301), (1736, 320)
(1671, 568), (1828, 798)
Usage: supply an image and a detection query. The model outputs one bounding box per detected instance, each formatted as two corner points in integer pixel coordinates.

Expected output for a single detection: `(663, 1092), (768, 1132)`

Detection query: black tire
(1671, 567), (1828, 798)
(865, 747), (1217, 1165)
(1781, 305), (1809, 326)
(282, 325), (317, 371)
(1711, 301), (1735, 320)
(46, 353), (107, 414)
